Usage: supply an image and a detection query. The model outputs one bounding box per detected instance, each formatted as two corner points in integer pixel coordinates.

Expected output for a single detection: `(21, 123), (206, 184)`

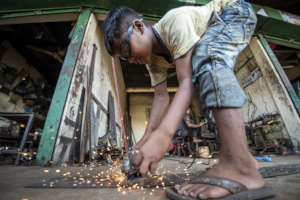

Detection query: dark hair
(103, 6), (141, 56)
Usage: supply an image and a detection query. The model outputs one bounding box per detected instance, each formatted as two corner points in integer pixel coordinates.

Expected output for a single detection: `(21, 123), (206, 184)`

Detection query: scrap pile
(245, 113), (294, 156)
(0, 114), (41, 165)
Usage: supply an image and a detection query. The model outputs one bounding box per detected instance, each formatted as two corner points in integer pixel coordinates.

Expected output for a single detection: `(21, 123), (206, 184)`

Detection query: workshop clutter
(245, 113), (295, 156)
(168, 112), (295, 160)
(0, 22), (72, 165)
(0, 114), (42, 165)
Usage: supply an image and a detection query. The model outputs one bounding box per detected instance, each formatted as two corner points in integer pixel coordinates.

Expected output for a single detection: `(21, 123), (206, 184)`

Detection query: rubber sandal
(165, 176), (276, 200)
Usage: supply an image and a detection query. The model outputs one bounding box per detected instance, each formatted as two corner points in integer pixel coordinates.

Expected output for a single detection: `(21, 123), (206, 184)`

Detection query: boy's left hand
(134, 128), (171, 175)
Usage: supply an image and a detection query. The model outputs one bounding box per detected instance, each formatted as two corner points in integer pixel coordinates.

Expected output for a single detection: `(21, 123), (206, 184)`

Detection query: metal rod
(16, 113), (34, 165)
(80, 44), (97, 163)
(0, 112), (34, 165)
(111, 57), (129, 152)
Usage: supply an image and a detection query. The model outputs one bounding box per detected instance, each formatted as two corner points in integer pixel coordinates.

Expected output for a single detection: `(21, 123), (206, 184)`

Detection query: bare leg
(175, 108), (264, 199)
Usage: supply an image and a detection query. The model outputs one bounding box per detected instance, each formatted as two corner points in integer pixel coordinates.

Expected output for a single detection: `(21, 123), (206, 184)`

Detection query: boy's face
(112, 20), (153, 65)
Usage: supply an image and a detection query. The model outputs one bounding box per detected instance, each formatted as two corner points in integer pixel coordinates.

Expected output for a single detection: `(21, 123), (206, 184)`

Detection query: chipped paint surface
(36, 9), (91, 166)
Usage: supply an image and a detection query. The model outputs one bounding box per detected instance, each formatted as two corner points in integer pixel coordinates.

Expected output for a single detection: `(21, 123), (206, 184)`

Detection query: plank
(36, 9), (91, 166)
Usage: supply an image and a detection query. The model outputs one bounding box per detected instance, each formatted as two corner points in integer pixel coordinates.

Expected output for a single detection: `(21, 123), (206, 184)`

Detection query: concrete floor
(0, 155), (300, 200)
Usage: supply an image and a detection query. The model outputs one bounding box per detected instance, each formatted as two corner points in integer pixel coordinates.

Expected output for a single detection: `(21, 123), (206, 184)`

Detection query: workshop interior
(0, 22), (299, 167)
(0, 1), (300, 196)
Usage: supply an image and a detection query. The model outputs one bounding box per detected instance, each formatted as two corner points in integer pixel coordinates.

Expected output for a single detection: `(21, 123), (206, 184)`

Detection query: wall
(129, 94), (154, 143)
(129, 93), (175, 143)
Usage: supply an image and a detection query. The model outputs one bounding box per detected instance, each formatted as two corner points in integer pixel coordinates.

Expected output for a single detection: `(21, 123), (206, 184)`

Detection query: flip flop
(165, 176), (276, 200)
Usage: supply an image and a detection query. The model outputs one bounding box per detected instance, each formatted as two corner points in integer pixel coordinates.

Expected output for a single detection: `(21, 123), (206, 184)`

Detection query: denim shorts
(191, 0), (257, 110)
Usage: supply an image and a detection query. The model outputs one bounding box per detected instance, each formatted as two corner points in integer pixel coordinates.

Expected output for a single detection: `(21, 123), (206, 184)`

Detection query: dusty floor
(0, 155), (300, 200)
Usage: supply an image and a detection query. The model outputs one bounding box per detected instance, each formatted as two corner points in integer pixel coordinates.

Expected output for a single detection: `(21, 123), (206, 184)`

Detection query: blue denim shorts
(192, 0), (257, 110)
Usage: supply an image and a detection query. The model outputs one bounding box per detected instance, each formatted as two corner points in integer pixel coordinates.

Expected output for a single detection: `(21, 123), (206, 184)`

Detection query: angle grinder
(121, 149), (141, 179)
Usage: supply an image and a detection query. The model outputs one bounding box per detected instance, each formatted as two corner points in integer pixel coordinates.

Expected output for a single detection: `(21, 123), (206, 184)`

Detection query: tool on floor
(121, 149), (140, 179)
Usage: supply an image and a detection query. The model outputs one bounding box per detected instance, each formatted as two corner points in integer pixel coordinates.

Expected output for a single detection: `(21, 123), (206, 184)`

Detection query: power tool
(121, 149), (141, 179)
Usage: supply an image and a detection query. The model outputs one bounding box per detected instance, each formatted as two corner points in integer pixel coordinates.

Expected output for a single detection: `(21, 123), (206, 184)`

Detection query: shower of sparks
(37, 150), (214, 199)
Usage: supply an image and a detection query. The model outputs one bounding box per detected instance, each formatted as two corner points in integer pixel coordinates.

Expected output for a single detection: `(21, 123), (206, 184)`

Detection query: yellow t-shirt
(147, 0), (237, 87)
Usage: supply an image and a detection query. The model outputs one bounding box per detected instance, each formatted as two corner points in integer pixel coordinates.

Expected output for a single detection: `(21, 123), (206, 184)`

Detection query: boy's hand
(134, 128), (171, 175)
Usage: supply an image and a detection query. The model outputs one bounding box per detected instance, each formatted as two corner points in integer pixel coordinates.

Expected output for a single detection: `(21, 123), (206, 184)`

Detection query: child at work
(103, 0), (275, 199)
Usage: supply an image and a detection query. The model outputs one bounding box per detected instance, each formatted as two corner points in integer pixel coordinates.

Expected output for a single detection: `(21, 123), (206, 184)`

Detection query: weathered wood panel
(249, 37), (300, 148)
(52, 11), (95, 164)
(52, 13), (126, 164)
(36, 9), (91, 166)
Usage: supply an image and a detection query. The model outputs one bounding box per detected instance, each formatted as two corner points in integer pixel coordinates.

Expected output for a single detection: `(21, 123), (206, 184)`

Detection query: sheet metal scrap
(27, 164), (300, 189)
(27, 173), (195, 189)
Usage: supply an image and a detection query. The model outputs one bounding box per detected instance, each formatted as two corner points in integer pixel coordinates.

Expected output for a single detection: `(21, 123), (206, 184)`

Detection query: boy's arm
(185, 119), (206, 128)
(135, 81), (169, 149)
(135, 49), (194, 175)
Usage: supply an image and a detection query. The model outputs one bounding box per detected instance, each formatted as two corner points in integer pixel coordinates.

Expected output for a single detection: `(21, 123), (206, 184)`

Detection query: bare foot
(175, 160), (265, 199)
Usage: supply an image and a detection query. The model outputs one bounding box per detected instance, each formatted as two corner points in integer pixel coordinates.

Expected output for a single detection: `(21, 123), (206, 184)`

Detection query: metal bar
(108, 91), (117, 141)
(111, 57), (128, 152)
(0, 112), (34, 165)
(259, 34), (300, 115)
(0, 8), (80, 19)
(80, 44), (97, 163)
(91, 94), (122, 129)
(126, 87), (178, 93)
(15, 113), (34, 165)
(72, 87), (86, 163)
(263, 35), (300, 50)
(92, 94), (108, 114)
(36, 9), (91, 166)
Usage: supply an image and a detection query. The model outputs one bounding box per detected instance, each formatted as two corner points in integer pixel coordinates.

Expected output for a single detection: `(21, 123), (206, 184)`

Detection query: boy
(103, 0), (275, 199)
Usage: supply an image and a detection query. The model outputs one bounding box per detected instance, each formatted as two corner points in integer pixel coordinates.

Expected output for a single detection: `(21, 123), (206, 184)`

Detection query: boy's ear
(133, 19), (145, 34)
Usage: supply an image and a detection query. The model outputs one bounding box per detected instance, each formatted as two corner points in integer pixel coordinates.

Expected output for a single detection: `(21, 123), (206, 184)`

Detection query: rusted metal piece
(71, 87), (85, 163)
(80, 44), (97, 163)
(111, 57), (128, 152)
(92, 93), (108, 114)
(27, 164), (300, 189)
(108, 91), (117, 142)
